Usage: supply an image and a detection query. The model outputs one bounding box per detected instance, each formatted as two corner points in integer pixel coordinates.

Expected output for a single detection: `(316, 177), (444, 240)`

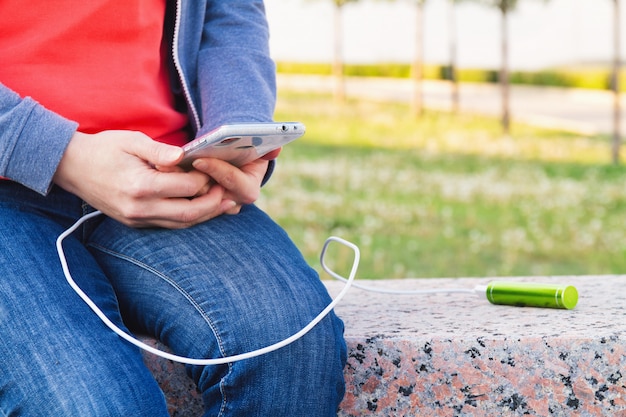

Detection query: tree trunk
(612, 0), (621, 164)
(500, 6), (510, 135)
(333, 2), (345, 103)
(412, 1), (424, 117)
(449, 0), (459, 113)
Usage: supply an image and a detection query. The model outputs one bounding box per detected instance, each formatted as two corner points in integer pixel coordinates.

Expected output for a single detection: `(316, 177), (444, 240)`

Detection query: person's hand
(190, 148), (281, 215)
(53, 130), (238, 228)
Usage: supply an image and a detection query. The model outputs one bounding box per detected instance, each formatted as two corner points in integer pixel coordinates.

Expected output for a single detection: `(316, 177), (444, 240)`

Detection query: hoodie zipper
(172, 0), (201, 132)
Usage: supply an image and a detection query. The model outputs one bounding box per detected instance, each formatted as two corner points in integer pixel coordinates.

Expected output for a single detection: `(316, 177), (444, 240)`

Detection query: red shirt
(0, 0), (189, 146)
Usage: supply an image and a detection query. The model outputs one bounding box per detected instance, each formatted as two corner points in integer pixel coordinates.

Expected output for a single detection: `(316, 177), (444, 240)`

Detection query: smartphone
(179, 122), (305, 168)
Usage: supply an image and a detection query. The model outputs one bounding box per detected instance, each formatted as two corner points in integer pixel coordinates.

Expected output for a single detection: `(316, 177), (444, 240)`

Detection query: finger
(154, 164), (186, 173)
(222, 200), (242, 215)
(126, 133), (184, 168)
(191, 158), (258, 203)
(122, 185), (228, 228)
(261, 148), (282, 160)
(141, 170), (212, 199)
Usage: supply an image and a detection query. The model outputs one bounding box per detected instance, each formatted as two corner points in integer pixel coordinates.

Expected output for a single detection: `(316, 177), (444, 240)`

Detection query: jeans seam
(86, 243), (229, 360)
(219, 374), (230, 417)
(88, 243), (232, 414)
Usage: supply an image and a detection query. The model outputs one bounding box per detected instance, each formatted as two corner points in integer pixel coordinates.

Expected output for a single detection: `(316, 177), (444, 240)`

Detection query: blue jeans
(0, 182), (346, 416)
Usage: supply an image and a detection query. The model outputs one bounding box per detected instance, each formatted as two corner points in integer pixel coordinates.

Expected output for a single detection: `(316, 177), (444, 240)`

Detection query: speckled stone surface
(327, 275), (626, 417)
(140, 337), (204, 416)
(142, 275), (626, 416)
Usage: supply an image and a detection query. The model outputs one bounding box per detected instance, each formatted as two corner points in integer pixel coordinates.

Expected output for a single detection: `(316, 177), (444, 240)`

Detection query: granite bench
(141, 275), (626, 416)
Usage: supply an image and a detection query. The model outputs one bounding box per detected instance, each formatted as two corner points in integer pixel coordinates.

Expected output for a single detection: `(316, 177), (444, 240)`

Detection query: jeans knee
(197, 312), (346, 417)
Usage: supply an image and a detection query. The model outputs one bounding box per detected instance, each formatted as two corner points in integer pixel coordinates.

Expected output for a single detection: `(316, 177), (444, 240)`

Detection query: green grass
(257, 91), (626, 279)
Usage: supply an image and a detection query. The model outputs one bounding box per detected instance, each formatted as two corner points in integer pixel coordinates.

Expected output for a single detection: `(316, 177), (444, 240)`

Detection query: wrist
(53, 131), (91, 193)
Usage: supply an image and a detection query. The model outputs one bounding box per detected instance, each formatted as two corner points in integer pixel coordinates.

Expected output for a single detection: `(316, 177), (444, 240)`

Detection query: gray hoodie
(0, 0), (277, 195)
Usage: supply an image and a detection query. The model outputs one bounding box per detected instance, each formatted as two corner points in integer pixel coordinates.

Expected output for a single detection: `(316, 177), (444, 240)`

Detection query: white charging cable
(323, 257), (475, 296)
(56, 210), (360, 365)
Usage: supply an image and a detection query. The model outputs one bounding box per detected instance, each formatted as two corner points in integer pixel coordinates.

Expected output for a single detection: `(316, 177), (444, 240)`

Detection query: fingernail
(167, 147), (184, 160)
(192, 159), (207, 170)
(221, 199), (237, 211)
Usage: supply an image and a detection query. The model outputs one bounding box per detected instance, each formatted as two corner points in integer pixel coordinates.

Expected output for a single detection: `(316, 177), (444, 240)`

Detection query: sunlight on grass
(258, 92), (626, 279)
(276, 92), (611, 164)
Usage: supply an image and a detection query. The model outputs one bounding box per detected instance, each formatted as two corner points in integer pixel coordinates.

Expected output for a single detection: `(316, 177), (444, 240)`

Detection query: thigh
(0, 192), (168, 416)
(87, 204), (347, 416)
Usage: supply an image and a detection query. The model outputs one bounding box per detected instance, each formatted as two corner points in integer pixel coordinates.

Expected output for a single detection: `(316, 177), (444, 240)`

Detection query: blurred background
(266, 0), (620, 70)
(256, 0), (626, 281)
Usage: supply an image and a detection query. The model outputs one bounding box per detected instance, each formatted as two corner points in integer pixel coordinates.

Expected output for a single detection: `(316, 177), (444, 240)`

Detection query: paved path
(277, 74), (626, 135)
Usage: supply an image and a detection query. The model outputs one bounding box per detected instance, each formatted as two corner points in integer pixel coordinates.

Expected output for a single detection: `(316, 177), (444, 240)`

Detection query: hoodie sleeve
(194, 0), (277, 135)
(0, 83), (78, 195)
(193, 1), (277, 184)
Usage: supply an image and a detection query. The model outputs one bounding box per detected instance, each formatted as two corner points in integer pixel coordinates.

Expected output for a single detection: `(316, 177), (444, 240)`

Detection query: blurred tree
(472, 0), (520, 135)
(385, 0), (458, 115)
(407, 0), (460, 114)
(462, 0), (548, 135)
(611, 0), (621, 164)
(449, 0), (459, 113)
(331, 0), (360, 102)
(409, 0), (427, 117)
(307, 0), (360, 102)
(379, 0), (427, 117)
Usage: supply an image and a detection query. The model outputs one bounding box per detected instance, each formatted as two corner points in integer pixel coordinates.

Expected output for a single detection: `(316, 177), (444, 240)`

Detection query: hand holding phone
(179, 122), (305, 169)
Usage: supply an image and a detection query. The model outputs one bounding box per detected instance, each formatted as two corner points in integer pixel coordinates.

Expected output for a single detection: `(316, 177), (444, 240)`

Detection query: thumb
(130, 135), (184, 167)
